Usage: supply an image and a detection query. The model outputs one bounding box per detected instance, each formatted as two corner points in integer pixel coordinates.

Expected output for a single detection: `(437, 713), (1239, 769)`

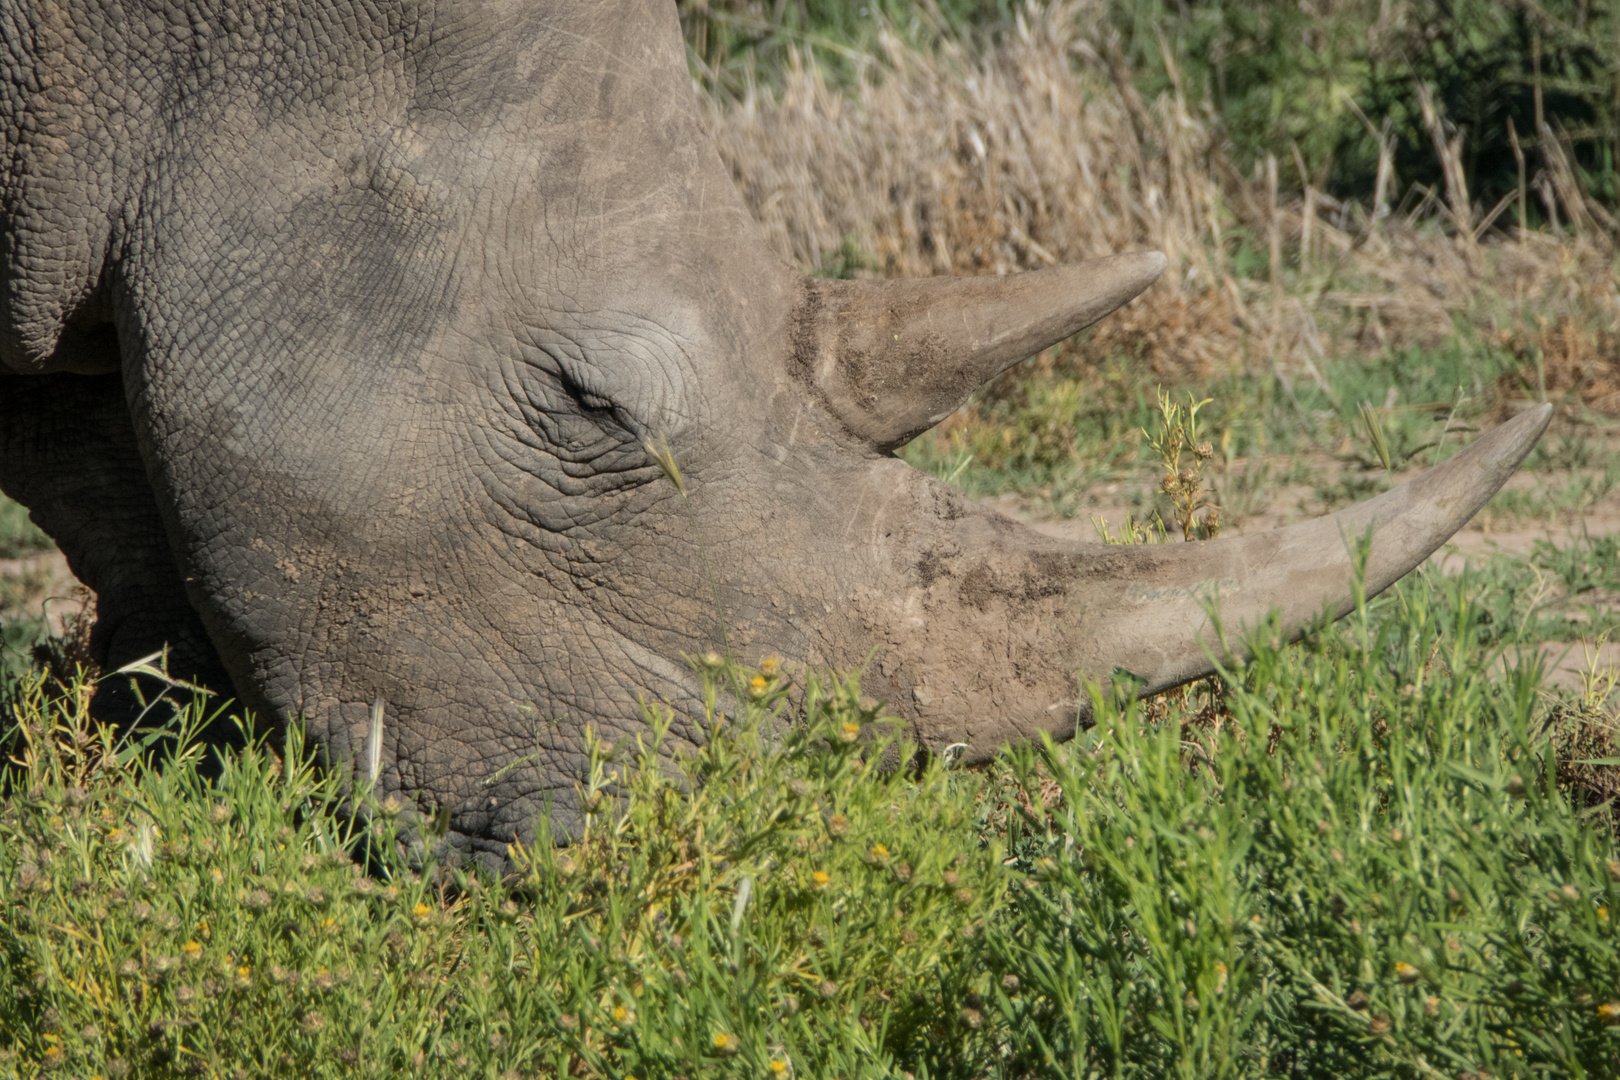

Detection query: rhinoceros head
(0, 0), (1546, 861)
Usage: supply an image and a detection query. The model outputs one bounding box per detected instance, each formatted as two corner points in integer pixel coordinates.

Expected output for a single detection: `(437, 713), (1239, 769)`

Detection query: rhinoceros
(0, 0), (1547, 861)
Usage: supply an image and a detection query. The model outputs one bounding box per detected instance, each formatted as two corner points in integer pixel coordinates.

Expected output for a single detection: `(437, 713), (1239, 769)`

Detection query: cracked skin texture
(0, 1), (1545, 866)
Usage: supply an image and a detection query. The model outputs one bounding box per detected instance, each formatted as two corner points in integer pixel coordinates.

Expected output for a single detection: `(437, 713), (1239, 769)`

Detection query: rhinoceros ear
(793, 251), (1166, 451)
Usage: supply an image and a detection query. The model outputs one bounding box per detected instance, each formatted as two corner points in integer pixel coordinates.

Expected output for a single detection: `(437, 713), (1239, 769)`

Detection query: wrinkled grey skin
(0, 0), (1546, 863)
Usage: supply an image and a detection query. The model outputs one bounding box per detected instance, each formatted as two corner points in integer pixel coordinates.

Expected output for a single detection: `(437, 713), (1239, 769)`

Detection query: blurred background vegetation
(681, 0), (1620, 225)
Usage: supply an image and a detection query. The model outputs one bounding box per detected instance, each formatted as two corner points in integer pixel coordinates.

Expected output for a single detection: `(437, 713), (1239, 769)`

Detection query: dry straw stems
(704, 1), (1620, 398)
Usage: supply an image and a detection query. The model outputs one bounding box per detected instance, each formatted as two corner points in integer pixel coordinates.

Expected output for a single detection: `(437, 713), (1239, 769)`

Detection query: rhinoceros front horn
(1064, 400), (1552, 700)
(796, 251), (1168, 451)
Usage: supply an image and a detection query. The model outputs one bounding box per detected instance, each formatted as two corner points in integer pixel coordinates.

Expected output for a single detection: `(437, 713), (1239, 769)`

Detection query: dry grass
(705, 1), (1620, 388)
(1495, 317), (1620, 418)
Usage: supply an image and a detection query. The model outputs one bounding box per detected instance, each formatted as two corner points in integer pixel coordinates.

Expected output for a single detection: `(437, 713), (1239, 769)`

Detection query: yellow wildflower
(769, 1059), (790, 1074)
(760, 657), (780, 676)
(1394, 962), (1420, 985)
(182, 940), (202, 958)
(869, 844), (890, 860)
(839, 722), (860, 743)
(411, 902), (433, 925)
(749, 675), (769, 697)
(810, 870), (830, 890)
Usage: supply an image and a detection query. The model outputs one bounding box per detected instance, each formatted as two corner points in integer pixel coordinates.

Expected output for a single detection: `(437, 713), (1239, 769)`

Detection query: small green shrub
(0, 660), (1007, 1078)
(512, 662), (1008, 1079)
(1105, 0), (1620, 217)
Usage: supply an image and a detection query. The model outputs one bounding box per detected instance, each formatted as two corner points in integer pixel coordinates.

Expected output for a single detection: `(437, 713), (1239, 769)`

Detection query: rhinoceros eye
(498, 351), (635, 468)
(512, 314), (699, 449)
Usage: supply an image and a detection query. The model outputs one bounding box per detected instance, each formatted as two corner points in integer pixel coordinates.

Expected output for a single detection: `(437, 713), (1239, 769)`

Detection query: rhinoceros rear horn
(796, 251), (1167, 451)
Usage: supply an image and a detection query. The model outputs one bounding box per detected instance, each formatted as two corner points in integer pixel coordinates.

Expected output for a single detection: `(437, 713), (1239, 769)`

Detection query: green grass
(0, 495), (55, 690)
(990, 566), (1620, 1078)
(905, 331), (1620, 537)
(4, 561), (1619, 1078)
(0, 496), (51, 561)
(1455, 531), (1620, 646)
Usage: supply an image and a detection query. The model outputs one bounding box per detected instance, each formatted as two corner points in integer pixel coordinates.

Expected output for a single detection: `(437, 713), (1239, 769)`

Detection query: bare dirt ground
(0, 551), (86, 638)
